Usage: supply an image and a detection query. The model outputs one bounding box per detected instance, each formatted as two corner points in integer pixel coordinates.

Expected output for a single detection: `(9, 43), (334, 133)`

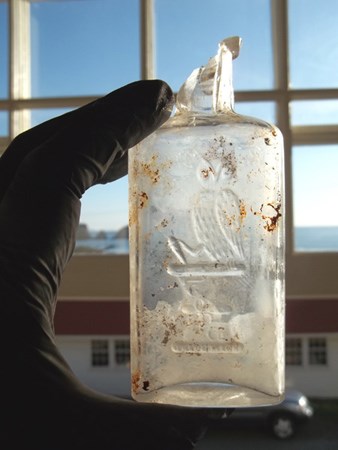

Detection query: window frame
(90, 337), (130, 369)
(91, 338), (110, 367)
(308, 337), (328, 366)
(114, 338), (131, 367)
(285, 336), (303, 366)
(1, 0), (338, 300)
(286, 335), (329, 367)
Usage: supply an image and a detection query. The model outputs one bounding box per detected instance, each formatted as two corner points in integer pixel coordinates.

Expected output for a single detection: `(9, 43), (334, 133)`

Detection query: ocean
(75, 236), (129, 254)
(294, 227), (338, 252)
(74, 227), (338, 254)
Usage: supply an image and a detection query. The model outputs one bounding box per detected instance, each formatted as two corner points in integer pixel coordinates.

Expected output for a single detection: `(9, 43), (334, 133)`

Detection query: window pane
(155, 0), (273, 92)
(115, 339), (130, 366)
(285, 337), (302, 365)
(291, 100), (338, 126)
(80, 179), (129, 235)
(28, 107), (129, 251)
(0, 2), (8, 99)
(91, 339), (109, 367)
(235, 101), (276, 125)
(292, 145), (338, 252)
(308, 338), (327, 365)
(295, 227), (338, 252)
(30, 0), (140, 97)
(76, 180), (129, 255)
(0, 111), (8, 136)
(289, 0), (338, 89)
(31, 108), (73, 128)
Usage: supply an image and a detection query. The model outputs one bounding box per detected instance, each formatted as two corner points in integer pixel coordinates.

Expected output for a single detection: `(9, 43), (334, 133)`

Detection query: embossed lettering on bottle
(129, 36), (285, 408)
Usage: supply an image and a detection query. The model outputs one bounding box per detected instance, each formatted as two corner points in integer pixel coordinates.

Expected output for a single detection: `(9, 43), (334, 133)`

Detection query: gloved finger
(0, 79), (174, 200)
(75, 78), (174, 162)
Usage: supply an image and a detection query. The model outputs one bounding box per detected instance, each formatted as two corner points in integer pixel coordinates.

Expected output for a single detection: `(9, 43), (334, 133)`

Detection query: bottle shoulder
(154, 111), (282, 144)
(160, 111), (280, 133)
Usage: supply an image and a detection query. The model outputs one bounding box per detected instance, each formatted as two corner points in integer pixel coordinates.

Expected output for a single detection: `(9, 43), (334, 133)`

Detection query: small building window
(285, 337), (303, 365)
(309, 337), (327, 365)
(91, 339), (109, 367)
(115, 339), (130, 366)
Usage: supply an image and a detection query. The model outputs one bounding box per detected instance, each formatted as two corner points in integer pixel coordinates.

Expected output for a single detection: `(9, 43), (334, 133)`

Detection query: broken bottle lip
(175, 36), (242, 115)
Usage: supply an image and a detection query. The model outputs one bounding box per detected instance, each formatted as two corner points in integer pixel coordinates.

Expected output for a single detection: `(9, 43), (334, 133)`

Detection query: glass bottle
(128, 36), (285, 407)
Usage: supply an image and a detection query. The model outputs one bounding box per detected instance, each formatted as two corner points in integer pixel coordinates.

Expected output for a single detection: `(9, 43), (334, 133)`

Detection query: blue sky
(1, 0), (338, 230)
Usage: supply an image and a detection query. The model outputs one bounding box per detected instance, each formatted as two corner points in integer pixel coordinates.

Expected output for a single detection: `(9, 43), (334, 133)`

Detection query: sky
(1, 0), (338, 231)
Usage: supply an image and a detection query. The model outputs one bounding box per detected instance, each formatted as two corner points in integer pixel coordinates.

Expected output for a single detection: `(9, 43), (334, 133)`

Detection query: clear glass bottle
(128, 36), (285, 407)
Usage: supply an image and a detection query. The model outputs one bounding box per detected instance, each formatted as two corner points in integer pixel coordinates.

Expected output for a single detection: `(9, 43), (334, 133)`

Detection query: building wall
(56, 335), (131, 397)
(55, 300), (338, 399)
(55, 255), (338, 399)
(286, 333), (338, 398)
(58, 254), (130, 299)
(56, 332), (338, 399)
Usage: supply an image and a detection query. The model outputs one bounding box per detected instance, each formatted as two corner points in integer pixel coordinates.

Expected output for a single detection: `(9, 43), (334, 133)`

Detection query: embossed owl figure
(168, 158), (253, 320)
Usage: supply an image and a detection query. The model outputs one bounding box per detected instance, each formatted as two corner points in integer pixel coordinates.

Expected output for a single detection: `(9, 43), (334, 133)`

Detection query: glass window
(23, 107), (130, 254)
(288, 0), (338, 89)
(2, 0), (337, 299)
(291, 100), (338, 126)
(292, 145), (338, 252)
(0, 2), (8, 99)
(80, 179), (128, 233)
(114, 339), (130, 366)
(235, 101), (276, 125)
(0, 111), (8, 136)
(295, 227), (338, 253)
(30, 108), (73, 128)
(285, 337), (303, 365)
(155, 0), (273, 92)
(30, 0), (140, 97)
(308, 337), (327, 365)
(91, 339), (109, 367)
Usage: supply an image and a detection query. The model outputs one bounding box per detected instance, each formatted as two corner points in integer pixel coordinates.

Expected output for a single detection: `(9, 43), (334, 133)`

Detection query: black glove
(0, 80), (229, 450)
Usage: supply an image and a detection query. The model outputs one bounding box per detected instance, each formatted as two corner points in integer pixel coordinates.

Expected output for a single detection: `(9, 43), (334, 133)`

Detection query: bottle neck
(176, 38), (239, 116)
(213, 47), (234, 113)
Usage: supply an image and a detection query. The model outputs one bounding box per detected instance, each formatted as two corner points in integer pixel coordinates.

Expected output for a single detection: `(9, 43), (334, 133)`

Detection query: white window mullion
(270, 0), (290, 128)
(271, 0), (294, 258)
(140, 0), (155, 80)
(9, 0), (31, 139)
(293, 125), (338, 146)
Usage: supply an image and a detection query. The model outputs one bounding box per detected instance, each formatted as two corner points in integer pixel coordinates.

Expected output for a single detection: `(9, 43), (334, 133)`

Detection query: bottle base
(132, 382), (284, 408)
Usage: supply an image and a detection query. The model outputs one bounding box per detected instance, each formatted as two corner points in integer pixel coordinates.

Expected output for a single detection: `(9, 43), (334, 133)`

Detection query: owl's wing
(214, 188), (246, 262)
(191, 189), (235, 261)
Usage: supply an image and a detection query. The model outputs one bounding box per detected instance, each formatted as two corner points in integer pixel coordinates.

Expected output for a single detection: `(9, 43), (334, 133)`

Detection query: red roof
(54, 298), (338, 335)
(55, 300), (130, 335)
(286, 298), (338, 333)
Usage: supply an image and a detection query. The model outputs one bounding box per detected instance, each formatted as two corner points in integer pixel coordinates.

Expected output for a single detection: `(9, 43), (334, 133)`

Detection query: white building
(55, 255), (338, 399)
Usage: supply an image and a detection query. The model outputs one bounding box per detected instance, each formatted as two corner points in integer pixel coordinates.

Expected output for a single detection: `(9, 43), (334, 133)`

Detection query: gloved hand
(0, 80), (230, 450)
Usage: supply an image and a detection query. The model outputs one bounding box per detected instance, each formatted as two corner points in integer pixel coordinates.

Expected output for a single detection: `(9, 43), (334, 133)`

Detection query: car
(210, 389), (314, 439)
